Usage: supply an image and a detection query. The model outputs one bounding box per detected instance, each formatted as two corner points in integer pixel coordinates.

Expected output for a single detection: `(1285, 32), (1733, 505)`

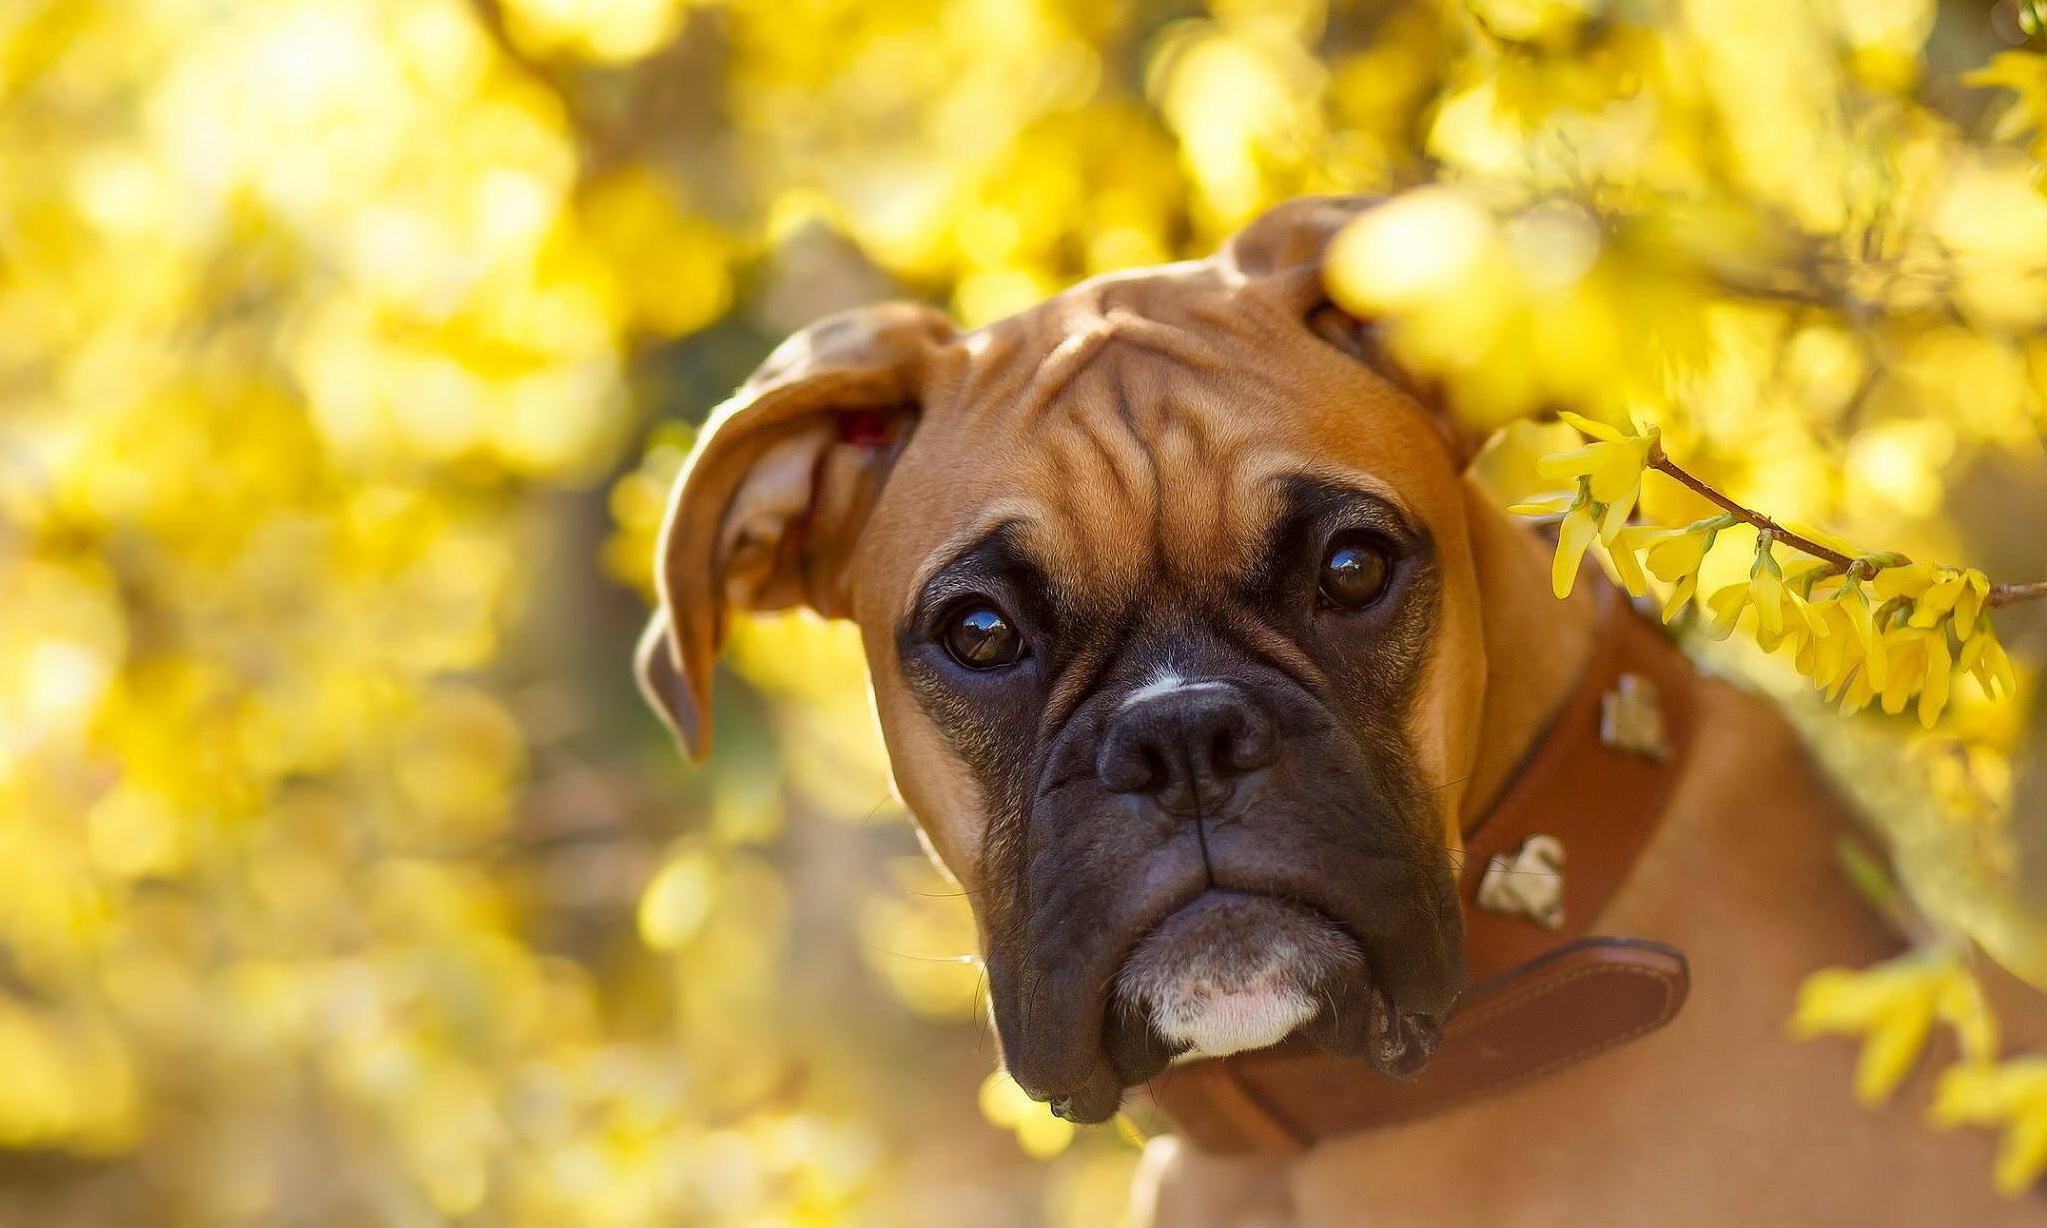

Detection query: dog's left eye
(943, 604), (1025, 669)
(1318, 535), (1393, 609)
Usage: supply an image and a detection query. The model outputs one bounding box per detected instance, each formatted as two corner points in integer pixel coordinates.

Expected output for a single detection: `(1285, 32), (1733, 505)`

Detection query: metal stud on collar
(1475, 834), (1567, 930)
(1600, 672), (1671, 762)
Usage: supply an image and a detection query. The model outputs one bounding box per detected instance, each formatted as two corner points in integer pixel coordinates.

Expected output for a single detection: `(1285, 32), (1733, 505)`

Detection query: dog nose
(1096, 684), (1278, 813)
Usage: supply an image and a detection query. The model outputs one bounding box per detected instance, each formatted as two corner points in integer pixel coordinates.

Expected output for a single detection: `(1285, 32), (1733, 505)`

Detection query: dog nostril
(1204, 708), (1277, 778)
(1098, 737), (1166, 794)
(1209, 731), (1236, 773)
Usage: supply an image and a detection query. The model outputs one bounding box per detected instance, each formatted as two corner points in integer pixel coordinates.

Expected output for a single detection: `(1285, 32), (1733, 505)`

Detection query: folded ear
(637, 301), (956, 759)
(1224, 195), (1486, 466)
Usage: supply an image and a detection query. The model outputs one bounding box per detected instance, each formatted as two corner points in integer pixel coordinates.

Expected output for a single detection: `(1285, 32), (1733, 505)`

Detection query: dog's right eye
(1318, 534), (1393, 609)
(943, 604), (1025, 669)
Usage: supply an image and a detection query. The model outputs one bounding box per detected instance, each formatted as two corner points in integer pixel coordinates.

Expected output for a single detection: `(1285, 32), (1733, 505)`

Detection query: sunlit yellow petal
(1954, 570), (1991, 629)
(1841, 670), (1877, 715)
(1930, 1059), (2047, 1127)
(1602, 535), (1649, 597)
(1979, 633), (2019, 699)
(1535, 443), (1604, 482)
(1910, 574), (1967, 629)
(1857, 1010), (1936, 1105)
(1587, 443), (1650, 506)
(1597, 483), (1638, 542)
(1644, 526), (1713, 583)
(1841, 584), (1888, 690)
(1918, 633), (1952, 727)
(1993, 1115), (2047, 1198)
(1874, 562), (1936, 600)
(1751, 563), (1786, 641)
(1507, 493), (1575, 516)
(1702, 582), (1749, 641)
(1935, 968), (1999, 1063)
(1660, 571), (1698, 624)
(1552, 503), (1599, 599)
(1556, 409), (1627, 443)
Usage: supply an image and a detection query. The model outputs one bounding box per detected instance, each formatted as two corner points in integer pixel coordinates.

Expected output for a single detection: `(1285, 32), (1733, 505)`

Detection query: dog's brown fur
(641, 198), (2045, 1225)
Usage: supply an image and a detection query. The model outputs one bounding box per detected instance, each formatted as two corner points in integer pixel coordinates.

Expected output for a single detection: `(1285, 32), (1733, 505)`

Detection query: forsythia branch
(1989, 579), (2047, 609)
(1643, 446), (2047, 607)
(1514, 414), (2034, 727)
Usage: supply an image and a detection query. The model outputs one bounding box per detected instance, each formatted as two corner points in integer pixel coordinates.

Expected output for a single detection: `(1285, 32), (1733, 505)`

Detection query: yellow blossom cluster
(1792, 950), (1998, 1107)
(1794, 949), (2047, 1195)
(1516, 415), (2026, 729)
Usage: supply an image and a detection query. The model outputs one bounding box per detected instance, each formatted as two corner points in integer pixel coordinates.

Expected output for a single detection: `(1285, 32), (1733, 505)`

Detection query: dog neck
(1459, 480), (1599, 835)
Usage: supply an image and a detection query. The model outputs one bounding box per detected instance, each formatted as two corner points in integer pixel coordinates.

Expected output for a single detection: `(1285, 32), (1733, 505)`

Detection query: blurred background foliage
(0, 0), (2044, 1223)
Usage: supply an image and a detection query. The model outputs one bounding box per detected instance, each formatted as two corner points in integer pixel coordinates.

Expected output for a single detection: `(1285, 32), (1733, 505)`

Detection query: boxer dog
(636, 198), (2042, 1225)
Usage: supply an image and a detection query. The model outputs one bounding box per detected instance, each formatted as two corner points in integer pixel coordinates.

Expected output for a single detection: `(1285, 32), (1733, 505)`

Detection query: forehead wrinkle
(1139, 427), (1297, 595)
(1071, 411), (1142, 505)
(1017, 317), (1118, 421)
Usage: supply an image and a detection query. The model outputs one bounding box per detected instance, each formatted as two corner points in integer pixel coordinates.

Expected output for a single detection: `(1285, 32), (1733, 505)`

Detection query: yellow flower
(1775, 588), (1829, 655)
(1957, 619), (2019, 699)
(1534, 412), (1656, 518)
(1701, 579), (1749, 641)
(1605, 517), (1721, 611)
(1505, 491), (1576, 517)
(1551, 490), (1601, 600)
(1880, 624), (1954, 728)
(1873, 561), (1937, 600)
(1910, 572), (1970, 629)
(1839, 668), (1879, 716)
(1953, 569), (1992, 629)
(1599, 525), (1653, 597)
(1701, 541), (1822, 651)
(1797, 593), (1862, 696)
(1642, 519), (1721, 584)
(1792, 953), (1999, 1106)
(1749, 553), (1788, 644)
(1930, 1057), (2047, 1197)
(1829, 580), (1889, 692)
(1660, 571), (1699, 624)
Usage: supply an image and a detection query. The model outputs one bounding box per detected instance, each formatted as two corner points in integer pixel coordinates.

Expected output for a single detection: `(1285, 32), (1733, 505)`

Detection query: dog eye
(943, 604), (1025, 669)
(1318, 535), (1392, 609)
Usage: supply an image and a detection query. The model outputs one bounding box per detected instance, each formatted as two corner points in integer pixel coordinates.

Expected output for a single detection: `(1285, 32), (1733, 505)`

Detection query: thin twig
(1989, 580), (2047, 608)
(1646, 448), (1856, 571)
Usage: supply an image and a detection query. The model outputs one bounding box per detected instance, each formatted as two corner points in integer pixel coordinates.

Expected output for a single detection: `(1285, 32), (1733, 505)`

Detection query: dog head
(640, 197), (1497, 1122)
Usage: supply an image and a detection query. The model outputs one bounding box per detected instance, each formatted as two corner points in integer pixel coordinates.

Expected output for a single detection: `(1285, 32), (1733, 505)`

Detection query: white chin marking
(1116, 894), (1361, 1059)
(1155, 985), (1319, 1057)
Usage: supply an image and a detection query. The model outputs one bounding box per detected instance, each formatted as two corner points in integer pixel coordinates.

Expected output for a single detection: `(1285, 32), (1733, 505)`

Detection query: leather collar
(1140, 589), (1699, 1154)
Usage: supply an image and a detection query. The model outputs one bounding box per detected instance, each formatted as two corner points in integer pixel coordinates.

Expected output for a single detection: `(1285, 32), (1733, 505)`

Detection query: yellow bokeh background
(1, 0), (2045, 1222)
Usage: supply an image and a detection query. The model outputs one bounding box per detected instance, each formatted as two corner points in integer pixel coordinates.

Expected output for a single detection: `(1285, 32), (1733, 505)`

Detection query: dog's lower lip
(1112, 890), (1449, 1076)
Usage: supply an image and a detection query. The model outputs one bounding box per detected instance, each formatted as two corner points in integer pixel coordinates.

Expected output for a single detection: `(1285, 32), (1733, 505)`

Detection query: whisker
(858, 944), (982, 964)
